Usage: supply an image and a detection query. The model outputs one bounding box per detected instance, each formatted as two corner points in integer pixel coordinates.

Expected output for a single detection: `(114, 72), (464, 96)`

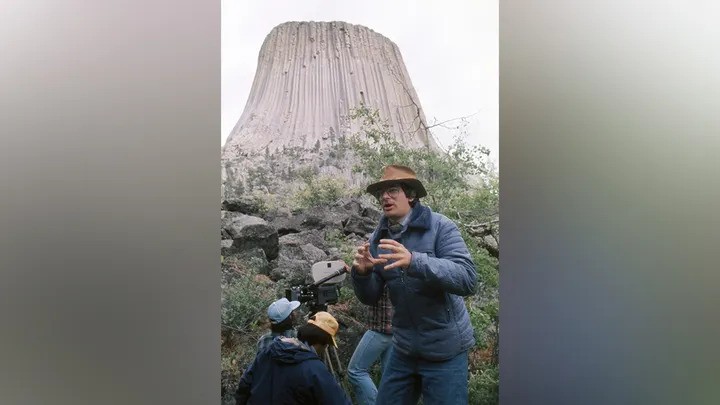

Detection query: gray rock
(361, 206), (382, 223)
(222, 211), (279, 260)
(343, 213), (377, 236)
(300, 243), (326, 262)
(301, 205), (349, 230)
(221, 196), (265, 215)
(279, 230), (327, 250)
(268, 215), (305, 235)
(221, 239), (234, 256)
(271, 243), (328, 285)
(325, 247), (342, 260)
(336, 198), (362, 215)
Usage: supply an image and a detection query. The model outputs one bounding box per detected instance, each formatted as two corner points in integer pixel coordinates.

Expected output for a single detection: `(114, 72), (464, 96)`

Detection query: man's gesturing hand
(378, 239), (412, 270)
(352, 242), (387, 274)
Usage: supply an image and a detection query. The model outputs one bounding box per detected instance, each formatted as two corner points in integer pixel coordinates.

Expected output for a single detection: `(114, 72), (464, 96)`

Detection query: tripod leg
(331, 346), (344, 375)
(324, 347), (336, 378)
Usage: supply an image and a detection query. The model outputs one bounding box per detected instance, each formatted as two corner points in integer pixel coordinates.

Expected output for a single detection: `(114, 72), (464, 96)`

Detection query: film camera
(285, 260), (348, 315)
(285, 260), (349, 380)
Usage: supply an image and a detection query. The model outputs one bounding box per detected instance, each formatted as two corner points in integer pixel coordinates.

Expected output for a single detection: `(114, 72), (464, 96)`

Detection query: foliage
(468, 298), (499, 361)
(349, 103), (495, 215)
(324, 229), (357, 267)
(221, 255), (282, 402)
(221, 258), (277, 333)
(293, 167), (348, 209)
(468, 364), (499, 404)
(246, 166), (272, 191)
(464, 227), (499, 291)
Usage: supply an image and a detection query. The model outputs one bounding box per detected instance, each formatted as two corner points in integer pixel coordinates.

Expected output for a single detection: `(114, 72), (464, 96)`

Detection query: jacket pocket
(442, 293), (452, 323)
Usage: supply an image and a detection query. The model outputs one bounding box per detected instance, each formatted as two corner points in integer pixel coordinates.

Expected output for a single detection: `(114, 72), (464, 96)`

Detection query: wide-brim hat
(365, 165), (427, 198)
(308, 311), (339, 348)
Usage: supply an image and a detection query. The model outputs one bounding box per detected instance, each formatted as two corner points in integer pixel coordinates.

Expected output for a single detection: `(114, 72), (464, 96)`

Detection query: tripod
(307, 302), (346, 382)
(301, 263), (351, 382)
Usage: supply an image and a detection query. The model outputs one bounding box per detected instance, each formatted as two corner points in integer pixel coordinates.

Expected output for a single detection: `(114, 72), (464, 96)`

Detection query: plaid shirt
(367, 285), (393, 335)
(364, 215), (409, 335)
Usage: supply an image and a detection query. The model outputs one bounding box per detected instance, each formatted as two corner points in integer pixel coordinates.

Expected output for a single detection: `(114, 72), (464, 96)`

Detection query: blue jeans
(375, 349), (469, 405)
(347, 330), (393, 405)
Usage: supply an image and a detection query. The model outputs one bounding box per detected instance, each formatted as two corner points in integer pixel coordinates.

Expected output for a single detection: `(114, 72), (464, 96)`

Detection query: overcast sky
(221, 0), (498, 164)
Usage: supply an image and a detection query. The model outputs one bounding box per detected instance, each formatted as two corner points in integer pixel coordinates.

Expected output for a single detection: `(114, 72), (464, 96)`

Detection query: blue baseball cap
(267, 298), (301, 324)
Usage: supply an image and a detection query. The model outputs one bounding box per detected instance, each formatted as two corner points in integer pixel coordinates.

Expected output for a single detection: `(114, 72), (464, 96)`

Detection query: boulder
(342, 213), (377, 236)
(222, 211), (279, 260)
(267, 214), (304, 236)
(270, 243), (327, 285)
(221, 239), (234, 256)
(221, 196), (265, 215)
(361, 206), (382, 223)
(278, 230), (327, 250)
(301, 205), (349, 230)
(335, 198), (363, 215)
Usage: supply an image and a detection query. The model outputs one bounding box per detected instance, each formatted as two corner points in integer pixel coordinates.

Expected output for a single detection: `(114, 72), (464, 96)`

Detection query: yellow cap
(307, 311), (339, 348)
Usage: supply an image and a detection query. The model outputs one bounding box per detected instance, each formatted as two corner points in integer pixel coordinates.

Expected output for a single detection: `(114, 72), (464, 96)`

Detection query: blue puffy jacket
(351, 202), (477, 361)
(235, 337), (351, 405)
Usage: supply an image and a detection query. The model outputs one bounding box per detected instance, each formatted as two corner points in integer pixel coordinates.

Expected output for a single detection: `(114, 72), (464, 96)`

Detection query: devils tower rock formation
(222, 21), (440, 199)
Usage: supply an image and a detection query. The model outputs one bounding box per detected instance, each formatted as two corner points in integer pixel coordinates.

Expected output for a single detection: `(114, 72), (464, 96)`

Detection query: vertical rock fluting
(222, 21), (439, 197)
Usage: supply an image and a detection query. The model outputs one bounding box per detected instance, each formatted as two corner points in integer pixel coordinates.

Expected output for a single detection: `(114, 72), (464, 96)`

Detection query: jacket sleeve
(351, 264), (384, 305)
(350, 233), (385, 305)
(406, 217), (477, 296)
(234, 357), (257, 405)
(309, 363), (353, 405)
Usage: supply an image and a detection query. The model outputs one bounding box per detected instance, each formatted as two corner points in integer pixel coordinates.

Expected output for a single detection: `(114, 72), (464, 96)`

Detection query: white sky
(221, 0), (498, 165)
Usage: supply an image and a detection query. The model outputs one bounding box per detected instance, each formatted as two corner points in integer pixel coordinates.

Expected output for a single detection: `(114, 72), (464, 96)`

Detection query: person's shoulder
(256, 332), (274, 349)
(425, 211), (463, 236)
(427, 209), (453, 226)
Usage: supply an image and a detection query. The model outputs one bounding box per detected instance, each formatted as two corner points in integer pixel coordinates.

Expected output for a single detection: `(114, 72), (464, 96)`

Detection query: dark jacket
(256, 328), (297, 353)
(235, 337), (351, 405)
(351, 202), (477, 361)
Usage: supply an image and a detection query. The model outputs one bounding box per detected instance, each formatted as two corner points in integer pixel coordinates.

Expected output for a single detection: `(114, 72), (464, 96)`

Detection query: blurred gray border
(500, 1), (720, 404)
(0, 1), (220, 404)
(2, 1), (719, 404)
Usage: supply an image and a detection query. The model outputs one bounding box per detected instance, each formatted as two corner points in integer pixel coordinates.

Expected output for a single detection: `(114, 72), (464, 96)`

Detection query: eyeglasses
(374, 186), (403, 201)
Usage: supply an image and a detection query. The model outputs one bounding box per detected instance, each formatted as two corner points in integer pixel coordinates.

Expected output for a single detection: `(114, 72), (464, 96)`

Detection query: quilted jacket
(351, 202), (477, 361)
(235, 337), (351, 405)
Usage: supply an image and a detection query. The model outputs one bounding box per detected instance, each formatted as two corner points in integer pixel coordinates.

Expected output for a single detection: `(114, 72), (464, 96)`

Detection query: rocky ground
(220, 194), (384, 403)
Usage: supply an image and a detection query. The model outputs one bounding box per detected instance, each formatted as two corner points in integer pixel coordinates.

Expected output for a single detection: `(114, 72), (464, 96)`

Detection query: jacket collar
(373, 202), (432, 243)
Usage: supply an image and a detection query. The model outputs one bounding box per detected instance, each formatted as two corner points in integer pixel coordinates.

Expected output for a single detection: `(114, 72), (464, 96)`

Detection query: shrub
(468, 364), (499, 404)
(324, 229), (357, 266)
(222, 277), (275, 333)
(293, 167), (348, 208)
(221, 256), (278, 333)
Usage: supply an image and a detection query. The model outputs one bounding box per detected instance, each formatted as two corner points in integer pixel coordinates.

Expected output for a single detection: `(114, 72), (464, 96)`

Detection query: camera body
(284, 260), (347, 314)
(285, 284), (340, 307)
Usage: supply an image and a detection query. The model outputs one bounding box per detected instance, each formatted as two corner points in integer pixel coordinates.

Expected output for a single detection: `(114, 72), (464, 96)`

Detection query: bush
(222, 277), (275, 333)
(293, 167), (348, 208)
(348, 104), (494, 215)
(324, 229), (357, 266)
(468, 364), (499, 404)
(221, 256), (278, 333)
